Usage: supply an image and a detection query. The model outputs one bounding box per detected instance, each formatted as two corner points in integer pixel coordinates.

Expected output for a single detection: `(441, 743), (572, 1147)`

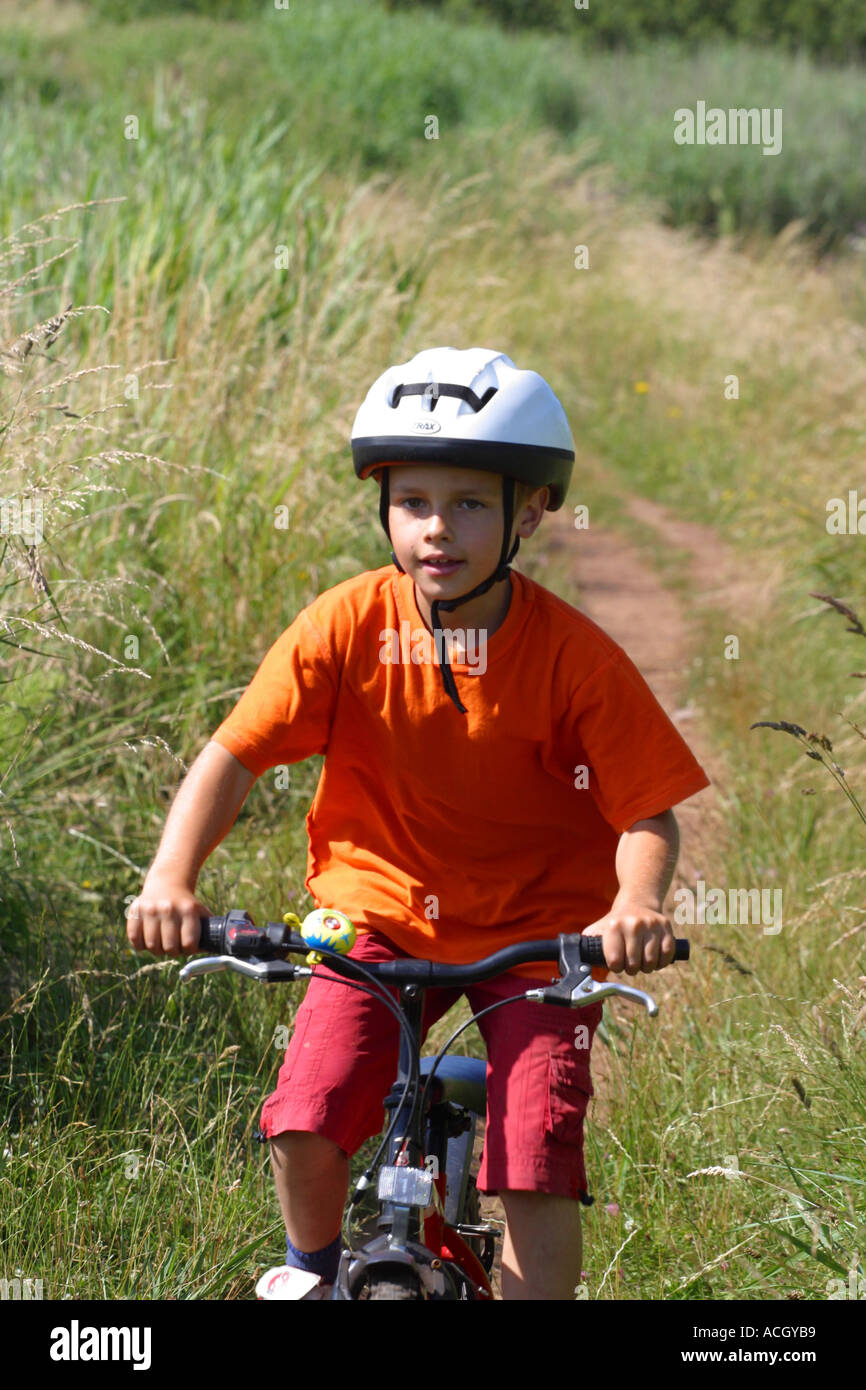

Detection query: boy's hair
(513, 478), (548, 513)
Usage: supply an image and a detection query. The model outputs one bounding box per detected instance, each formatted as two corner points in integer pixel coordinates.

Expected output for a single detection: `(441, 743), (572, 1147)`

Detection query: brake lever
(524, 935), (659, 1016)
(178, 956), (313, 984)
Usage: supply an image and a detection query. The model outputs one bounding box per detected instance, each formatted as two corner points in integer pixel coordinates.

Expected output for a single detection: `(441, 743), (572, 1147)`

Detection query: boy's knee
(270, 1129), (348, 1167)
(499, 1189), (582, 1223)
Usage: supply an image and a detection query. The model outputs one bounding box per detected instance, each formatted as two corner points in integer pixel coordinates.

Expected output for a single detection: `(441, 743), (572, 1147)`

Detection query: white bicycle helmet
(351, 347), (575, 714)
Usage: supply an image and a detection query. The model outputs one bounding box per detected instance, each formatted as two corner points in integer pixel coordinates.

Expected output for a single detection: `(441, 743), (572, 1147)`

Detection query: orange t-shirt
(210, 565), (710, 980)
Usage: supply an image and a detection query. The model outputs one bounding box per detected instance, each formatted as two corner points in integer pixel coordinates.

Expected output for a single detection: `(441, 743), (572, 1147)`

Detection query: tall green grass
(2, 1), (866, 243)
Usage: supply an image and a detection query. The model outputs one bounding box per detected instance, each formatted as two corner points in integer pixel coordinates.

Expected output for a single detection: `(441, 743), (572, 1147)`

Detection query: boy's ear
(514, 484), (549, 538)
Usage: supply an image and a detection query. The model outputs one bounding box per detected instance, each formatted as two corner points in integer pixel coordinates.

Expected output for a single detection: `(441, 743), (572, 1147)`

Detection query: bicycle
(179, 909), (689, 1300)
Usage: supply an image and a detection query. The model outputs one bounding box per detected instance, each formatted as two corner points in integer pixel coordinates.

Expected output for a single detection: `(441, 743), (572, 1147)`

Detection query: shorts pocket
(271, 1002), (314, 1087)
(544, 1053), (593, 1147)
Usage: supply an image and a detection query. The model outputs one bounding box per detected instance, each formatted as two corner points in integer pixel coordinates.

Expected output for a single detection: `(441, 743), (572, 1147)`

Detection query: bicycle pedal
(453, 1222), (499, 1240)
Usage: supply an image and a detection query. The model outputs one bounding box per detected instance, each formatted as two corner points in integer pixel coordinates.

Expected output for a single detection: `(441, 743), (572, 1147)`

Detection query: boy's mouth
(419, 555), (464, 576)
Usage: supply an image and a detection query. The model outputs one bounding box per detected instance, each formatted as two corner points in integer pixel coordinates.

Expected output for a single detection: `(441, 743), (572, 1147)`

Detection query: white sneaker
(256, 1264), (333, 1300)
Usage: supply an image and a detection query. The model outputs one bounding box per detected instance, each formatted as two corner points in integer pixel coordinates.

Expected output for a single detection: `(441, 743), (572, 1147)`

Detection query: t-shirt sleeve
(561, 647), (711, 833)
(208, 607), (338, 778)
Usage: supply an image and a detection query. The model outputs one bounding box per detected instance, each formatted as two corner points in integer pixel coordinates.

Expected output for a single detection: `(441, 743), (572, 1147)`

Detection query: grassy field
(2, 1), (866, 244)
(2, 0), (865, 1300)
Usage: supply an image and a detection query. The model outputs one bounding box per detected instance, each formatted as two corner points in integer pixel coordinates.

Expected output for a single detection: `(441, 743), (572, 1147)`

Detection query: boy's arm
(126, 740), (257, 957)
(583, 809), (680, 975)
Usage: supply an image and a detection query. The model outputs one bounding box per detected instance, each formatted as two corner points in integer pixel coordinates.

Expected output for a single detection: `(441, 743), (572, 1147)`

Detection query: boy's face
(383, 463), (547, 600)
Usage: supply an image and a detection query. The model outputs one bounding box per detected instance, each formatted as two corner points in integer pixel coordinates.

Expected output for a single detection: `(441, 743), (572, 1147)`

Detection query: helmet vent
(389, 381), (498, 413)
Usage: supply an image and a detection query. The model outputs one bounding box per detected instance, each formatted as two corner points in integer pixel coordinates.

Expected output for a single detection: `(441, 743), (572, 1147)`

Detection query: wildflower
(806, 731), (833, 752)
(605, 1202), (619, 1217)
(633, 381), (650, 394)
(750, 720), (807, 738)
(808, 592), (866, 638)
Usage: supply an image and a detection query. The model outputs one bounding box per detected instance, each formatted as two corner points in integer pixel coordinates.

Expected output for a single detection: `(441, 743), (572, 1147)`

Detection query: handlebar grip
(580, 935), (689, 965)
(196, 911), (276, 958)
(199, 915), (225, 952)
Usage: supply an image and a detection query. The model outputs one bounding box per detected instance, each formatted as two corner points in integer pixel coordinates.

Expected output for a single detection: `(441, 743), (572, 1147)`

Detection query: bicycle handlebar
(186, 910), (689, 992)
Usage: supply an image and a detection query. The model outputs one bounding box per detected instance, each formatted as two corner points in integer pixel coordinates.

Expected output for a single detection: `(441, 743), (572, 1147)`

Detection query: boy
(126, 346), (709, 1301)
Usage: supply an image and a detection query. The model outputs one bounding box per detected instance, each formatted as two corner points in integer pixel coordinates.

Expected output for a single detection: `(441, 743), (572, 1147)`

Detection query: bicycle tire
(367, 1266), (423, 1300)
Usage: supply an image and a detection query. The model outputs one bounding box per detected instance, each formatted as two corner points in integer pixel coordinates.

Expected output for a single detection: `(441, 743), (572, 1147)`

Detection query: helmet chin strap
(379, 469), (519, 714)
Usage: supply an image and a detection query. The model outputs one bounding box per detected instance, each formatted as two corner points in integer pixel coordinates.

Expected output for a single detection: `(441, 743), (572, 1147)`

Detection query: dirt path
(475, 490), (779, 1295)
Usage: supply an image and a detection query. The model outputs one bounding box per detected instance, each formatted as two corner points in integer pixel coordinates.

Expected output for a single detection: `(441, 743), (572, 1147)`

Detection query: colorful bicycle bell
(283, 908), (357, 964)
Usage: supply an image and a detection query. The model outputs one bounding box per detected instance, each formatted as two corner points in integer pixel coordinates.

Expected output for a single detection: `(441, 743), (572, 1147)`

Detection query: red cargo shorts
(260, 927), (603, 1203)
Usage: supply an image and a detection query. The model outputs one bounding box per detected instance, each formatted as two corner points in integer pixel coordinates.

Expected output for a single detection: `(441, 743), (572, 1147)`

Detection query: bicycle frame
(332, 980), (494, 1301)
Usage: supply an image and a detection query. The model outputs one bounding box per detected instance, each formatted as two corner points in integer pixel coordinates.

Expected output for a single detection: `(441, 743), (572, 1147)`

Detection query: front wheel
(367, 1266), (423, 1300)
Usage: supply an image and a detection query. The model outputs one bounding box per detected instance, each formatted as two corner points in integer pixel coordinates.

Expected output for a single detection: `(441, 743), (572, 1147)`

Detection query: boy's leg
(260, 928), (461, 1258)
(269, 1131), (348, 1250)
(499, 1191), (582, 1301)
(467, 975), (604, 1301)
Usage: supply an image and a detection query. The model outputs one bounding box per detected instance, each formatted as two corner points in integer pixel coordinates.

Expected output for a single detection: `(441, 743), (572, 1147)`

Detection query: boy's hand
(582, 899), (676, 976)
(126, 871), (211, 958)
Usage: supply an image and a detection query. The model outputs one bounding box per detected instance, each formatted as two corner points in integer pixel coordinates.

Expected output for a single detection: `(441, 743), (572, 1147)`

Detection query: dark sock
(285, 1232), (341, 1284)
